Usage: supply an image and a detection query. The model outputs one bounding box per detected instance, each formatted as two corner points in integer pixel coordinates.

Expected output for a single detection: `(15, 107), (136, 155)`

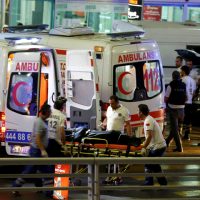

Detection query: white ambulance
(0, 26), (166, 156)
(0, 35), (62, 156)
(111, 20), (200, 85)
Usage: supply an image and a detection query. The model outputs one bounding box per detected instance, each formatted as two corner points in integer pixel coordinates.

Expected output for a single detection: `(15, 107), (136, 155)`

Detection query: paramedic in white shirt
(100, 95), (131, 136)
(181, 65), (196, 140)
(138, 104), (167, 186)
(100, 95), (131, 184)
(175, 56), (183, 73)
(187, 60), (200, 86)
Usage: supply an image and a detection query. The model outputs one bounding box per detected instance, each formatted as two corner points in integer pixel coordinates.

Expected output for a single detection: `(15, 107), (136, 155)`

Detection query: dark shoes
(172, 148), (183, 152)
(13, 191), (21, 196)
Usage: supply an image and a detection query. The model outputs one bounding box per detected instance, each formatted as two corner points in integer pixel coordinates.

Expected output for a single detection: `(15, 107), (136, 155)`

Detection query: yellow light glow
(129, 0), (138, 4)
(94, 46), (104, 52)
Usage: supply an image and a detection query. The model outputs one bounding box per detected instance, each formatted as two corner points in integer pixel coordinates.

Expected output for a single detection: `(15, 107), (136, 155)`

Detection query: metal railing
(1, 157), (200, 200)
(0, 157), (94, 200)
(94, 157), (200, 200)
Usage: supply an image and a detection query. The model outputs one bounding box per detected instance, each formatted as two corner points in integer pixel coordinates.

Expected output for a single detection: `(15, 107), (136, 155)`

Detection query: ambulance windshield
(114, 60), (162, 101)
(7, 72), (38, 116)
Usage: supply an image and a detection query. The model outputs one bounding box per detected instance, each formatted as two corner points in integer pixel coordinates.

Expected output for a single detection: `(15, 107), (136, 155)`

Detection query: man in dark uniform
(166, 71), (187, 152)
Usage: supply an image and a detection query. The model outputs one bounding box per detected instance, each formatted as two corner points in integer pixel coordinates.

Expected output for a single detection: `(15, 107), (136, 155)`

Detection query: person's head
(57, 96), (67, 110)
(181, 65), (190, 77)
(54, 100), (63, 111)
(2, 25), (8, 33)
(40, 104), (51, 119)
(17, 22), (23, 26)
(138, 104), (149, 119)
(172, 71), (180, 80)
(186, 60), (193, 71)
(109, 95), (119, 110)
(175, 56), (183, 67)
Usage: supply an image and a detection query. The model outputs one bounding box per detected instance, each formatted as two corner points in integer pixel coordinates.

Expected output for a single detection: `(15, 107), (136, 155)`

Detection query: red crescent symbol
(13, 82), (29, 107)
(118, 72), (133, 95)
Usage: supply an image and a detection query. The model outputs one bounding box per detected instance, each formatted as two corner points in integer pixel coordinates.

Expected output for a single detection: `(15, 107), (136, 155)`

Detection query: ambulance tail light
(94, 46), (104, 52)
(0, 112), (5, 142)
(102, 103), (109, 111)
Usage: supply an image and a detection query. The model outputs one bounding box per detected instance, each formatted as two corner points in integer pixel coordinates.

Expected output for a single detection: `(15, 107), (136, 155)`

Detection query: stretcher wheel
(74, 178), (81, 186)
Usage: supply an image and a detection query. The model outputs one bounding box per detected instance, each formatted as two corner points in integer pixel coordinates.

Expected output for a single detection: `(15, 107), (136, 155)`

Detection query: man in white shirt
(47, 100), (67, 171)
(165, 71), (187, 152)
(181, 65), (196, 140)
(187, 60), (200, 86)
(100, 95), (131, 136)
(175, 56), (183, 72)
(138, 104), (167, 186)
(100, 95), (131, 184)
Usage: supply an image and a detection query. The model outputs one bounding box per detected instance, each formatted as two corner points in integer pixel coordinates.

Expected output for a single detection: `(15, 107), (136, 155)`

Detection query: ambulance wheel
(74, 178), (81, 186)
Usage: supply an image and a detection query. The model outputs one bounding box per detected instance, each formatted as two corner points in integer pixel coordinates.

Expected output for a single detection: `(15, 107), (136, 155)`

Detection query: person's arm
(100, 117), (107, 127)
(125, 121), (132, 136)
(165, 85), (171, 103)
(143, 130), (152, 149)
(35, 121), (48, 157)
(193, 90), (196, 98)
(196, 78), (200, 87)
(60, 126), (65, 145)
(35, 135), (45, 151)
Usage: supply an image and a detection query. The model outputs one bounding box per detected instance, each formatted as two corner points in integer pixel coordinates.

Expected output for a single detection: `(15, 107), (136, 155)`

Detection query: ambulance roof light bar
(6, 24), (49, 32)
(49, 27), (94, 36)
(107, 31), (145, 40)
(5, 37), (42, 46)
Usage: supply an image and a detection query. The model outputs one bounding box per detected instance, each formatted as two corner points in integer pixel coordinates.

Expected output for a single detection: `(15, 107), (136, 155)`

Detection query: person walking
(165, 71), (187, 152)
(12, 104), (53, 199)
(181, 65), (196, 140)
(138, 104), (167, 186)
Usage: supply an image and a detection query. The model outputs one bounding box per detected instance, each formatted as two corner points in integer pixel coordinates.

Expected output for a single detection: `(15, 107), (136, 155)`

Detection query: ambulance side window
(7, 72), (38, 116)
(114, 65), (136, 101)
(143, 61), (162, 98)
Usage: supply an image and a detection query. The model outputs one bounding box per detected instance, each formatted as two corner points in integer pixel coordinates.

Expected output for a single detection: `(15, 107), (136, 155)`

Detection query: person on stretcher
(99, 95), (131, 184)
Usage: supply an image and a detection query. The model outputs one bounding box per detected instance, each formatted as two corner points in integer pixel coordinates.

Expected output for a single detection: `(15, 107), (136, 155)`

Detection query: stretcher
(62, 133), (142, 186)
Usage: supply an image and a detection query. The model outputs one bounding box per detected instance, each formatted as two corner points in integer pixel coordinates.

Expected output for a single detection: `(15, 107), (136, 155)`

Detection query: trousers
(12, 146), (53, 196)
(166, 108), (184, 150)
(183, 103), (192, 136)
(145, 147), (167, 185)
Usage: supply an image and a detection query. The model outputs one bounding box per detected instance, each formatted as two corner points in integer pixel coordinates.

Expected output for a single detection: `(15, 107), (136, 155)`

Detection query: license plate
(11, 145), (30, 155)
(5, 131), (31, 143)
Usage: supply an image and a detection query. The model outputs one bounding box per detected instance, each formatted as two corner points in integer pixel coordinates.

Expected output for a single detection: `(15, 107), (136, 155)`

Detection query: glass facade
(143, 5), (183, 22)
(1, 1), (200, 32)
(6, 0), (54, 28)
(56, 2), (128, 33)
(187, 6), (200, 23)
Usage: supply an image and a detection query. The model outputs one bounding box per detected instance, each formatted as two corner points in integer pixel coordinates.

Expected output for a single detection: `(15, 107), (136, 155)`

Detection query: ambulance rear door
(5, 52), (43, 156)
(65, 50), (101, 130)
